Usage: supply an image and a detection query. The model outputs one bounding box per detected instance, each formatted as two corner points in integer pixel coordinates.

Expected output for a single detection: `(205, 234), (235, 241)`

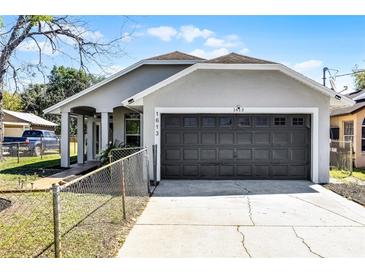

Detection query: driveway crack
(289, 195), (365, 226)
(234, 183), (255, 226)
(236, 226), (252, 257)
(246, 196), (255, 226)
(291, 226), (323, 258)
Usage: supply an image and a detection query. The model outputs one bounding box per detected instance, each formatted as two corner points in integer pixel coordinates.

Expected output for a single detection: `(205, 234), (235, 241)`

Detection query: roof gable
(122, 62), (354, 108)
(204, 52), (275, 64)
(4, 110), (57, 127)
(146, 51), (205, 61)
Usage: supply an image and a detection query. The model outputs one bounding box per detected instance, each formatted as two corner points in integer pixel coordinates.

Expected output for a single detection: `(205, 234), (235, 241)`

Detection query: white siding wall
(143, 69), (330, 183)
(59, 65), (189, 113)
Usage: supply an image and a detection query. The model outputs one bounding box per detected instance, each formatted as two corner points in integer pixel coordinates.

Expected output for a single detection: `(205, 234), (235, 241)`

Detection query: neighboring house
(330, 89), (365, 167)
(3, 109), (57, 137)
(44, 51), (353, 183)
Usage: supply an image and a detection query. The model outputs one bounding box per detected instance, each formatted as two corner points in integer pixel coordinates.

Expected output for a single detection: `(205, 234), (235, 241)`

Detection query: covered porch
(60, 105), (143, 168)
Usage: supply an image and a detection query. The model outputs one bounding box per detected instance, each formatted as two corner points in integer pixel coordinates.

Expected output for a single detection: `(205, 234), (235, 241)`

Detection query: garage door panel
(272, 149), (289, 161)
(164, 165), (181, 177)
(165, 149), (181, 160)
(183, 165), (199, 176)
(272, 132), (290, 145)
(253, 149), (270, 161)
(290, 149), (307, 162)
(200, 165), (217, 177)
(236, 133), (252, 144)
(254, 165), (270, 177)
(183, 149), (199, 160)
(288, 165), (307, 177)
(165, 132), (181, 145)
(292, 132), (308, 145)
(237, 149), (252, 160)
(183, 132), (199, 144)
(254, 132), (270, 145)
(219, 149), (235, 160)
(200, 149), (217, 160)
(201, 132), (216, 144)
(271, 165), (289, 176)
(161, 114), (310, 180)
(219, 132), (234, 144)
(236, 165), (252, 176)
(219, 165), (235, 176)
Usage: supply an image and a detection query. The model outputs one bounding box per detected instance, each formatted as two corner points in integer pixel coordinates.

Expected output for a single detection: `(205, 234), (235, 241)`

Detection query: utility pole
(322, 67), (329, 87)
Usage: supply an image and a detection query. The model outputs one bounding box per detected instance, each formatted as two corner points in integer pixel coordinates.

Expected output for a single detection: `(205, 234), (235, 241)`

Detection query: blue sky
(6, 15), (365, 92)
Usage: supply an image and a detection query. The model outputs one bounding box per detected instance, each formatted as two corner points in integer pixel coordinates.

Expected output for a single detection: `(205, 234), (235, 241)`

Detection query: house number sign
(233, 105), (244, 113)
(155, 111), (160, 136)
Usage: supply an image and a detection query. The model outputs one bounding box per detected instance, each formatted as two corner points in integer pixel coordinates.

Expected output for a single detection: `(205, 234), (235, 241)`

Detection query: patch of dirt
(324, 183), (365, 206)
(0, 198), (11, 212)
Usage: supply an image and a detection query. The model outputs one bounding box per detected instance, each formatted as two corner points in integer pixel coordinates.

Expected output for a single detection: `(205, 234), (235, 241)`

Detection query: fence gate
(329, 140), (353, 173)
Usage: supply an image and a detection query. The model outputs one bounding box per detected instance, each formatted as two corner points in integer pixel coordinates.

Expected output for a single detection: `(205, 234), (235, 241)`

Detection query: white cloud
(190, 48), (230, 59)
(147, 26), (177, 41)
(293, 59), (323, 73)
(204, 37), (238, 48)
(239, 48), (250, 54)
(178, 25), (214, 43)
(121, 32), (132, 43)
(18, 39), (57, 56)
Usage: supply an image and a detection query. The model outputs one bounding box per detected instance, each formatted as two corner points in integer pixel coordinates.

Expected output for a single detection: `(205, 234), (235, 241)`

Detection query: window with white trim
(343, 121), (354, 145)
(125, 113), (140, 147)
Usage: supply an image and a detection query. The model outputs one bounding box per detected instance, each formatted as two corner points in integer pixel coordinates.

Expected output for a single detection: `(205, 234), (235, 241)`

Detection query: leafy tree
(1, 91), (23, 111)
(0, 15), (130, 156)
(354, 70), (365, 90)
(21, 66), (104, 134)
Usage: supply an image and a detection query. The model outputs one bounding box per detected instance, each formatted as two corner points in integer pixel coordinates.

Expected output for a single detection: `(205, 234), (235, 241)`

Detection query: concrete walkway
(118, 180), (365, 258)
(31, 161), (99, 190)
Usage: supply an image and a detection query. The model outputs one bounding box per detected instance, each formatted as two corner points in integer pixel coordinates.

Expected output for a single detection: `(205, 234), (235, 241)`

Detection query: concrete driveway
(118, 180), (365, 257)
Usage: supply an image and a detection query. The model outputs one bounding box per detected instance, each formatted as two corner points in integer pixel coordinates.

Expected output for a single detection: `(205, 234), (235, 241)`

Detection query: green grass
(0, 142), (78, 190)
(0, 191), (148, 258)
(330, 168), (365, 181)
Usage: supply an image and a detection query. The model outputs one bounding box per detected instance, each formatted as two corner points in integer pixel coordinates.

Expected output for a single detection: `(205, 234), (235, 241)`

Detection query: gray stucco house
(44, 51), (353, 183)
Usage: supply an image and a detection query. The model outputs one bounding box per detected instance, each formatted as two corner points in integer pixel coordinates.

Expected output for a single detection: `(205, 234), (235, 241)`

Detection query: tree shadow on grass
(0, 156), (77, 176)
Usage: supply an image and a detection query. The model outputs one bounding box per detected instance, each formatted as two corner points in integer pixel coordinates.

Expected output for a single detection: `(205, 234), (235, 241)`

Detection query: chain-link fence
(109, 147), (144, 163)
(0, 148), (151, 258)
(330, 140), (353, 174)
(0, 189), (55, 258)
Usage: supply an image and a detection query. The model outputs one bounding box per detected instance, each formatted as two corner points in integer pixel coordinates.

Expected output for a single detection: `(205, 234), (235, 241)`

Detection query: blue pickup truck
(4, 130), (59, 156)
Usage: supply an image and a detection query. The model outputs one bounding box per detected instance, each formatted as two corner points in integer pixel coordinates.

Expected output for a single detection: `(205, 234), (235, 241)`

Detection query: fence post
(16, 142), (20, 164)
(349, 141), (353, 175)
(40, 136), (43, 160)
(52, 183), (61, 258)
(145, 151), (151, 195)
(120, 160), (127, 220)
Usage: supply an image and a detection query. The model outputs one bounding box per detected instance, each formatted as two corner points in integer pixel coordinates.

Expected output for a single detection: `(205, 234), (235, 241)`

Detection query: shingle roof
(330, 89), (365, 116)
(204, 52), (276, 64)
(146, 51), (206, 61)
(4, 110), (58, 127)
(331, 101), (365, 116)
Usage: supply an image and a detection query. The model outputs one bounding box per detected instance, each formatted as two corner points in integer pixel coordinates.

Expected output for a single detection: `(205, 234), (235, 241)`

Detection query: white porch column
(60, 112), (70, 168)
(140, 113), (143, 147)
(101, 112), (109, 151)
(77, 115), (84, 164)
(87, 117), (94, 161)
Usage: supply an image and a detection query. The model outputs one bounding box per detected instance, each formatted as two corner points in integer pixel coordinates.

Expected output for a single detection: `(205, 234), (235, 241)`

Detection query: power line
(335, 70), (365, 78)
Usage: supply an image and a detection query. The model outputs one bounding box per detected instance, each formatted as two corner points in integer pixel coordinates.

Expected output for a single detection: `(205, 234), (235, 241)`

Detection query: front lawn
(0, 149), (77, 191)
(0, 191), (148, 257)
(330, 168), (365, 181)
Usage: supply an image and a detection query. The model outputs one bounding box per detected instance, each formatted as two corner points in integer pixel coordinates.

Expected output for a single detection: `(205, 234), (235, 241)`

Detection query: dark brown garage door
(161, 114), (311, 180)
